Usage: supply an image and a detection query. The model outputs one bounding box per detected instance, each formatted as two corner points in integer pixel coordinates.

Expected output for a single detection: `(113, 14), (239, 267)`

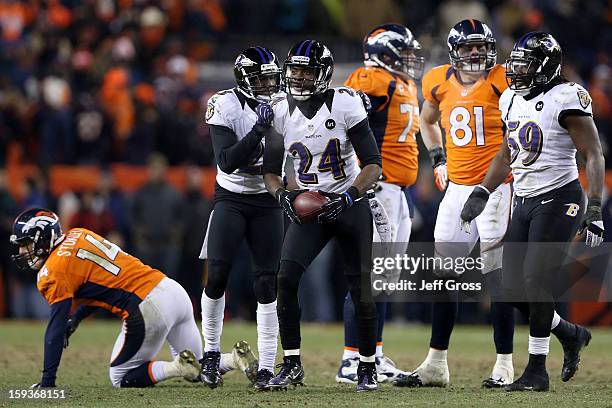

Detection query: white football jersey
(206, 88), (277, 194)
(271, 87), (367, 192)
(499, 82), (592, 197)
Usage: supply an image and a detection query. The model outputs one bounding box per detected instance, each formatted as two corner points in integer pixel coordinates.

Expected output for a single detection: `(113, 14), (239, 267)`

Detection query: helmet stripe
(254, 46), (268, 63)
(263, 47), (274, 62)
(304, 40), (314, 56)
(295, 40), (307, 56)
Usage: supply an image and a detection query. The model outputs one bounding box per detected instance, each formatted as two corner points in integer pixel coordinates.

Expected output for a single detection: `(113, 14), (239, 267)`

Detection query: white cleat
(177, 350), (201, 382)
(232, 340), (259, 384)
(394, 359), (449, 387)
(335, 357), (359, 384)
(376, 355), (409, 383)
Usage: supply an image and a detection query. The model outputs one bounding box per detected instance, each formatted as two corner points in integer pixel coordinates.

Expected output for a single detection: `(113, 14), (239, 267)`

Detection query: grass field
(1, 321), (611, 407)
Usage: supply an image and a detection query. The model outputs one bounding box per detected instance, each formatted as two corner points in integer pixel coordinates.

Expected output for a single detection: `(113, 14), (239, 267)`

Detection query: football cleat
(253, 369), (274, 391)
(483, 360), (514, 388)
(268, 357), (305, 390)
(376, 355), (409, 383)
(232, 340), (259, 384)
(394, 359), (449, 387)
(177, 350), (202, 382)
(504, 370), (549, 392)
(335, 357), (359, 384)
(200, 351), (223, 388)
(356, 362), (378, 392)
(559, 325), (591, 382)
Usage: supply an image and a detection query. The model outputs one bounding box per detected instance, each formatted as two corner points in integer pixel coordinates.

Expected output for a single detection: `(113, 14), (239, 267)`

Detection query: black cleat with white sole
(200, 351), (223, 389)
(505, 370), (549, 392)
(482, 377), (508, 389)
(356, 362), (377, 392)
(393, 372), (423, 388)
(559, 325), (591, 382)
(253, 369), (274, 391)
(268, 357), (305, 390)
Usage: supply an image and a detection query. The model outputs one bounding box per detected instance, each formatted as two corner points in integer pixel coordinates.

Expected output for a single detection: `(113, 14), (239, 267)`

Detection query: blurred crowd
(0, 0), (610, 321)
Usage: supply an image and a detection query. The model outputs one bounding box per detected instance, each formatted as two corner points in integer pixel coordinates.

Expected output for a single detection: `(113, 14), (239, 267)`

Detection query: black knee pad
(253, 269), (277, 304)
(277, 261), (303, 298)
(120, 363), (155, 388)
(205, 259), (232, 299)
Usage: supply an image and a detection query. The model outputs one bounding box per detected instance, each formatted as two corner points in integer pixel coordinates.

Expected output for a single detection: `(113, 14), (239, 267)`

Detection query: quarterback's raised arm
(347, 118), (382, 195)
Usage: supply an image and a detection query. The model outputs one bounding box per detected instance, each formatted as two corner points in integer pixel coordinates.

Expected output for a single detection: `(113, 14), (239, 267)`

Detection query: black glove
(318, 187), (360, 224)
(254, 103), (274, 127)
(356, 90), (372, 113)
(276, 188), (306, 224)
(460, 185), (491, 234)
(578, 199), (604, 247)
(63, 315), (80, 349)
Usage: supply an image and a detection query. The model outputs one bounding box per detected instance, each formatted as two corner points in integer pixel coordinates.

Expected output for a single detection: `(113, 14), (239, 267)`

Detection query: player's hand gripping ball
(293, 191), (330, 223)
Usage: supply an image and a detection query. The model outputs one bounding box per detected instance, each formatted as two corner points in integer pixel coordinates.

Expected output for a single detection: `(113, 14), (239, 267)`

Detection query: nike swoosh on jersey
(541, 199), (554, 204)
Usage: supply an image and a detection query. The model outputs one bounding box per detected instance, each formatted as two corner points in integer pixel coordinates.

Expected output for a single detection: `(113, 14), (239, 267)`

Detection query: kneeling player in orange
(11, 208), (247, 388)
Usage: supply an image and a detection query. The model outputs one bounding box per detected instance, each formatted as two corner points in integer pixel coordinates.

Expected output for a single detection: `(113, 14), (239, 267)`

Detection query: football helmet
(505, 32), (562, 96)
(284, 40), (334, 101)
(363, 23), (425, 80)
(234, 46), (282, 101)
(10, 208), (64, 271)
(447, 19), (496, 72)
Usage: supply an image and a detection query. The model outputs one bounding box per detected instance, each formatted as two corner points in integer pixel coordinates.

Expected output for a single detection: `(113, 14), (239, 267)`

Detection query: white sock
(426, 348), (448, 363)
(150, 360), (181, 383)
(551, 311), (561, 329)
(257, 301), (279, 372)
(284, 349), (300, 356)
(495, 353), (513, 366)
(528, 336), (550, 355)
(201, 292), (225, 352)
(375, 343), (383, 358)
(219, 352), (235, 374)
(360, 354), (375, 363)
(342, 348), (359, 360)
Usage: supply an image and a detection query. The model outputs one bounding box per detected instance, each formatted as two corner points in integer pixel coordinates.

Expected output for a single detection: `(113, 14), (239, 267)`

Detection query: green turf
(0, 321), (610, 407)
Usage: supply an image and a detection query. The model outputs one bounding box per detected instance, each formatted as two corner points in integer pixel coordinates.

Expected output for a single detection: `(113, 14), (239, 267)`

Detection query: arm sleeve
(41, 298), (72, 386)
(263, 128), (285, 176)
(73, 305), (98, 322)
(210, 124), (265, 174)
(348, 118), (382, 168)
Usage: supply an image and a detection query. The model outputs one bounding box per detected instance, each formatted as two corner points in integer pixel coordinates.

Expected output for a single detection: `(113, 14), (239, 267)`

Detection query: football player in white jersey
(262, 40), (383, 392)
(461, 32), (604, 392)
(200, 46), (283, 391)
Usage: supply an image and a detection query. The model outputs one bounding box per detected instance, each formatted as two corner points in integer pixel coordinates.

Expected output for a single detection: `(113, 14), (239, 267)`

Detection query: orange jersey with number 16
(422, 64), (508, 185)
(345, 66), (420, 187)
(37, 228), (165, 319)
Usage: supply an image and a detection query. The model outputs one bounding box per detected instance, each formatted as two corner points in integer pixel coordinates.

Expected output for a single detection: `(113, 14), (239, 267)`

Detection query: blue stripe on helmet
(263, 47), (274, 63)
(517, 32), (532, 48)
(304, 40), (314, 56)
(295, 40), (307, 56)
(254, 46), (267, 63)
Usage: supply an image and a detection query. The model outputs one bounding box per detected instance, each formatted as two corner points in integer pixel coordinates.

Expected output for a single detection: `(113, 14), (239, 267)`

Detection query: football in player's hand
(293, 191), (330, 223)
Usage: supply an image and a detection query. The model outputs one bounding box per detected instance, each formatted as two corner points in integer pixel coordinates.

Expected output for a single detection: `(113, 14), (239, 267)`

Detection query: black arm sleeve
(210, 124), (266, 174)
(41, 298), (72, 386)
(347, 118), (382, 168)
(73, 305), (98, 322)
(263, 128), (285, 176)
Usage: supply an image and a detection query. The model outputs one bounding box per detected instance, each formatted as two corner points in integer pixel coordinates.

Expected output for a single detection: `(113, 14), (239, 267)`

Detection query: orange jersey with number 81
(422, 64), (507, 185)
(37, 228), (165, 319)
(345, 66), (420, 187)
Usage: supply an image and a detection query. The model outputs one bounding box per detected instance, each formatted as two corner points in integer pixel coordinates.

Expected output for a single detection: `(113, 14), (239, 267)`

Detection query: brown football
(293, 191), (329, 223)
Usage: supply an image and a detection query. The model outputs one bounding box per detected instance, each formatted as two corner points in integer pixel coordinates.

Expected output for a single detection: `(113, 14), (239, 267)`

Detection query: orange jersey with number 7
(345, 66), (420, 186)
(422, 64), (507, 185)
(37, 228), (164, 319)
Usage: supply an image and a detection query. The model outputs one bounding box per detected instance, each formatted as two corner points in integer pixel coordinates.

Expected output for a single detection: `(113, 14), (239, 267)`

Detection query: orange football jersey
(422, 64), (507, 185)
(37, 228), (165, 319)
(345, 66), (420, 187)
